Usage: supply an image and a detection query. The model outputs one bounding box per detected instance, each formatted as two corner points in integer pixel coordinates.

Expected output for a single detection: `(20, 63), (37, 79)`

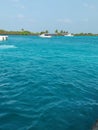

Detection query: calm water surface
(0, 36), (98, 130)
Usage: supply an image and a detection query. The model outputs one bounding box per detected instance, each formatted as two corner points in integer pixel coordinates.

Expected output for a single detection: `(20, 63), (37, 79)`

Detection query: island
(0, 29), (98, 36)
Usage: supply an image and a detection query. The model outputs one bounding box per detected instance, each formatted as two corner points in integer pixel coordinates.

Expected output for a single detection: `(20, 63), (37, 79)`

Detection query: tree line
(0, 29), (98, 36)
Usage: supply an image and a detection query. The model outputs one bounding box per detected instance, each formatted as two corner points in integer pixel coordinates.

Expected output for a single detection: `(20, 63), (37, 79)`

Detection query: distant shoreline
(0, 29), (98, 36)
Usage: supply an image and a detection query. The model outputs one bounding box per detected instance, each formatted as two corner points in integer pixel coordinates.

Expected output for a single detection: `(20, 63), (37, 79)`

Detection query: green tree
(55, 29), (58, 34)
(45, 30), (48, 34)
(60, 30), (64, 34)
(21, 28), (24, 32)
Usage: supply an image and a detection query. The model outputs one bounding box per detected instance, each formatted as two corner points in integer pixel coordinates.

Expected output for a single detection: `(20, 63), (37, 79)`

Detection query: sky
(0, 0), (98, 33)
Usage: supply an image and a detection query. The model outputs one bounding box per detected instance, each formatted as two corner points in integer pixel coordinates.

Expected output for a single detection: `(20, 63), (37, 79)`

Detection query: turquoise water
(0, 36), (98, 130)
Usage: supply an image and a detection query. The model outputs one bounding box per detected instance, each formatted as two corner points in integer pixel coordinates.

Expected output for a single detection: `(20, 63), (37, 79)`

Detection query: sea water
(0, 35), (98, 130)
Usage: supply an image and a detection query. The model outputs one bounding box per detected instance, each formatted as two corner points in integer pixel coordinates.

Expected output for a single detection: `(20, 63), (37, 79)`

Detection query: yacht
(0, 35), (8, 41)
(64, 33), (74, 37)
(39, 34), (52, 38)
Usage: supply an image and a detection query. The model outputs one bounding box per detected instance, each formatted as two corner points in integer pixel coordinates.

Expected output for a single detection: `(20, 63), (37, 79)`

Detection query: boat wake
(0, 45), (17, 49)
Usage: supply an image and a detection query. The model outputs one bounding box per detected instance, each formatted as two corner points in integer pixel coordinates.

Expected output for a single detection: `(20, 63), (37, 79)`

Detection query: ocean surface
(0, 35), (98, 130)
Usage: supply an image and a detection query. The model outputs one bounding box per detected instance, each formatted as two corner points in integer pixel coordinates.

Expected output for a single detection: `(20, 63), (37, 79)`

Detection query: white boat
(39, 34), (52, 38)
(64, 33), (73, 37)
(0, 36), (8, 41)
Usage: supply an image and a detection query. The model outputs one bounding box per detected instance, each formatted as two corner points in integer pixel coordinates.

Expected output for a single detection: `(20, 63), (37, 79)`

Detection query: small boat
(64, 33), (74, 37)
(0, 36), (8, 41)
(39, 34), (52, 38)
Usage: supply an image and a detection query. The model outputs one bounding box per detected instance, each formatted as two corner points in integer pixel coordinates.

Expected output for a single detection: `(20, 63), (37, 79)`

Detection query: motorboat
(64, 33), (74, 37)
(0, 35), (8, 41)
(39, 34), (52, 38)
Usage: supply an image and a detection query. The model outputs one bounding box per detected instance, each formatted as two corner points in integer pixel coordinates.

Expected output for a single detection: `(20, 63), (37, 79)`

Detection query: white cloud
(82, 18), (89, 22)
(83, 3), (96, 9)
(17, 14), (25, 19)
(21, 5), (25, 9)
(57, 18), (72, 24)
(11, 0), (20, 2)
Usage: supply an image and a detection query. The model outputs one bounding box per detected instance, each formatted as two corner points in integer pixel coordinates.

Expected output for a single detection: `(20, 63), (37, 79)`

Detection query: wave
(0, 45), (17, 49)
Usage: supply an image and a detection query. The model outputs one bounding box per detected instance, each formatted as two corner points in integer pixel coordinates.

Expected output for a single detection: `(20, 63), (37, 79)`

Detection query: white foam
(0, 45), (17, 49)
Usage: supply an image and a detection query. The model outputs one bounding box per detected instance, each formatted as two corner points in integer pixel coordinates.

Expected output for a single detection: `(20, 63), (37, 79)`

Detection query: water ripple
(0, 36), (98, 130)
(0, 45), (17, 49)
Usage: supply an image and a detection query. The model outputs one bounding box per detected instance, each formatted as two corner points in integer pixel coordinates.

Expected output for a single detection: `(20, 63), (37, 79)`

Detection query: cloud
(82, 18), (89, 22)
(83, 3), (96, 9)
(11, 0), (25, 9)
(21, 5), (25, 9)
(57, 18), (72, 24)
(12, 3), (25, 10)
(17, 14), (25, 19)
(11, 0), (20, 2)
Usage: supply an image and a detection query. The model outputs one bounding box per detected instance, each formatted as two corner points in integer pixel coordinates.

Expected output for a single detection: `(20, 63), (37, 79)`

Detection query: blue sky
(0, 0), (98, 33)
